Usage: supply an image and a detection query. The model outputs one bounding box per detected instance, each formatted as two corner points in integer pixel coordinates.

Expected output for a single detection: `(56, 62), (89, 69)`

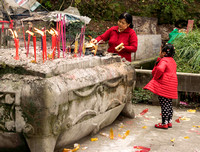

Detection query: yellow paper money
(91, 138), (98, 141)
(184, 136), (189, 139)
(110, 128), (114, 139)
(187, 109), (196, 113)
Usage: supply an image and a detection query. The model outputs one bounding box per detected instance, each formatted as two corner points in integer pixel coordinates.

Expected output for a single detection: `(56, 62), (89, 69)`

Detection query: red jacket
(96, 26), (138, 62)
(143, 57), (178, 99)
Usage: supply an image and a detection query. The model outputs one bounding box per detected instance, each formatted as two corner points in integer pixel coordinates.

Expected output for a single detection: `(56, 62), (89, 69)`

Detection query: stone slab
(132, 35), (161, 61)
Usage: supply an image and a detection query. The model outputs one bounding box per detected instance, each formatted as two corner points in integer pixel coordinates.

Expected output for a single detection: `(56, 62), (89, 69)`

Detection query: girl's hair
(119, 12), (133, 28)
(161, 43), (175, 57)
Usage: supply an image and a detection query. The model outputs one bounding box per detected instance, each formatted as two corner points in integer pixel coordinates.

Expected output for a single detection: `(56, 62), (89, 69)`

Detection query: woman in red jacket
(144, 43), (178, 129)
(91, 12), (138, 62)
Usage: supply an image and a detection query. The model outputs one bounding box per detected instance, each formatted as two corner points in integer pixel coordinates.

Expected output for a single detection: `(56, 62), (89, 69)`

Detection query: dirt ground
(62, 104), (200, 152)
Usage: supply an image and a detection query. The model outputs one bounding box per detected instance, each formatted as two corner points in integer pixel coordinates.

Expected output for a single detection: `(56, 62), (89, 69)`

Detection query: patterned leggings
(158, 96), (173, 125)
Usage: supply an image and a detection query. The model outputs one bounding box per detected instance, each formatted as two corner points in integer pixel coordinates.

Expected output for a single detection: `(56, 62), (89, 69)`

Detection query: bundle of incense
(58, 14), (62, 58)
(56, 14), (59, 58)
(63, 15), (67, 54)
(82, 25), (86, 55)
(21, 21), (26, 50)
(61, 17), (65, 58)
(78, 26), (83, 55)
(67, 20), (71, 54)
(74, 34), (79, 56)
(78, 25), (86, 56)
(26, 23), (32, 57)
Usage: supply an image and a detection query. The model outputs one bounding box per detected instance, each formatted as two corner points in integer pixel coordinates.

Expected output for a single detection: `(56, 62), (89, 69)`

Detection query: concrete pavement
(61, 104), (200, 152)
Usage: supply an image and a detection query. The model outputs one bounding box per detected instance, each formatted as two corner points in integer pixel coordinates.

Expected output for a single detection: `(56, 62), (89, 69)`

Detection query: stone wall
(134, 69), (200, 106)
(132, 34), (162, 61)
(132, 16), (174, 42)
(132, 16), (158, 35)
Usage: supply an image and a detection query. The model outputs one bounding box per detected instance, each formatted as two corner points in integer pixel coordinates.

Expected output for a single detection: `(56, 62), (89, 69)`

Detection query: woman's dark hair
(119, 12), (133, 28)
(161, 43), (175, 57)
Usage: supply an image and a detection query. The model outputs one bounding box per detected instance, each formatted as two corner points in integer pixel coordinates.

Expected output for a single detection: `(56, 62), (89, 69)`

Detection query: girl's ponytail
(162, 43), (175, 57)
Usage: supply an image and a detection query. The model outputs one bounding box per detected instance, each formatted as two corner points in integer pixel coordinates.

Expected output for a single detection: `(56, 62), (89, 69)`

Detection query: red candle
(56, 15), (59, 58)
(52, 35), (56, 59)
(33, 36), (36, 62)
(57, 37), (60, 58)
(14, 38), (19, 60)
(42, 35), (47, 62)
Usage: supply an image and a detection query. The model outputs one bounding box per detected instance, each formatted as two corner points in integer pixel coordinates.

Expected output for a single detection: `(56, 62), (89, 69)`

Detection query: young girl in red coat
(144, 43), (178, 129)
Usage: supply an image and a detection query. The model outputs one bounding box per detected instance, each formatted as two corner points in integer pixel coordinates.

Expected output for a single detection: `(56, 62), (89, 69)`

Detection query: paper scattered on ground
(90, 138), (98, 141)
(187, 109), (196, 113)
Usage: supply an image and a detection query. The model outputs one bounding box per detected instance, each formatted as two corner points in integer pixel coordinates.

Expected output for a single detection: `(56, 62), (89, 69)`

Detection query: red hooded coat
(143, 57), (178, 99)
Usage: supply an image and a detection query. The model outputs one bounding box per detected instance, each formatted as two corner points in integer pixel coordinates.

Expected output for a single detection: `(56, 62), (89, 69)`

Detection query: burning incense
(63, 15), (67, 55)
(78, 25), (86, 56)
(56, 14), (60, 58)
(61, 17), (65, 58)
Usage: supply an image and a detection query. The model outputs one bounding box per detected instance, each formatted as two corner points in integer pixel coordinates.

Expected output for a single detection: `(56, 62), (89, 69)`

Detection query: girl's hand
(90, 38), (97, 44)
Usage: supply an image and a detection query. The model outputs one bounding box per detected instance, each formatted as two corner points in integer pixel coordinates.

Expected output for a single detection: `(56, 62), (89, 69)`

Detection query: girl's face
(117, 19), (130, 32)
(159, 47), (166, 58)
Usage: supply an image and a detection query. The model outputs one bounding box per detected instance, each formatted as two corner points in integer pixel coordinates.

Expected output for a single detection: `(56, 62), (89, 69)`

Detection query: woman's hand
(115, 43), (125, 52)
(116, 45), (125, 52)
(90, 38), (97, 44)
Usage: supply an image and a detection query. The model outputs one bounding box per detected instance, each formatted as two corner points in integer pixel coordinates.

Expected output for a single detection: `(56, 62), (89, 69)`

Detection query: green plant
(132, 88), (153, 104)
(173, 29), (200, 73)
(67, 21), (85, 43)
(77, 0), (126, 21)
(137, 0), (195, 25)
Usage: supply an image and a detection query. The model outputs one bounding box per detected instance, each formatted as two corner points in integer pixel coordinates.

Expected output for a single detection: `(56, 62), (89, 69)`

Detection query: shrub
(132, 88), (153, 104)
(173, 29), (200, 73)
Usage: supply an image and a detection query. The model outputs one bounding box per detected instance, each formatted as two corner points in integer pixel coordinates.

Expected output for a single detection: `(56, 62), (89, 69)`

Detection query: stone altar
(0, 48), (136, 152)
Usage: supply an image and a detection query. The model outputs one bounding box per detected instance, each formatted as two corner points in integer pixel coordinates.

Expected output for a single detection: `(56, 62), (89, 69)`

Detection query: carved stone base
(25, 136), (58, 152)
(121, 103), (135, 118)
(55, 105), (125, 151)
